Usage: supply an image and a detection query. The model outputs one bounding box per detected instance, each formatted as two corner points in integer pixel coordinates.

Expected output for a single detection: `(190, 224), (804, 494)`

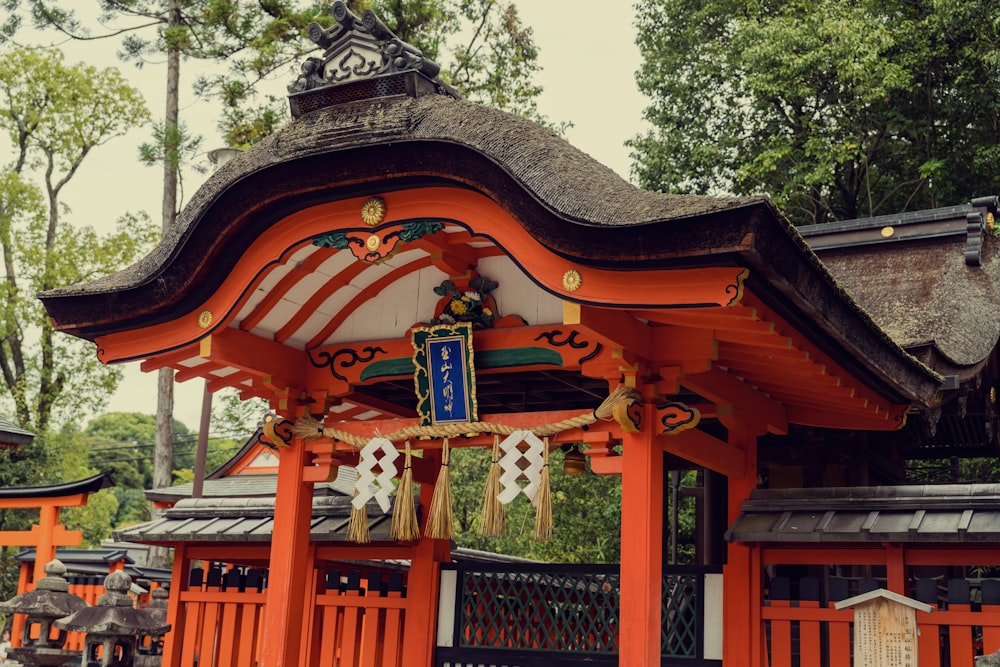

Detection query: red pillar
(259, 436), (314, 667)
(723, 428), (760, 667)
(33, 505), (58, 583)
(886, 543), (906, 594)
(402, 451), (450, 667)
(162, 542), (188, 667)
(619, 402), (663, 666)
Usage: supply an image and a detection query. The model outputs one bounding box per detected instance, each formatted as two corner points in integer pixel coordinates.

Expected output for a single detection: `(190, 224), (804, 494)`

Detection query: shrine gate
(39, 5), (952, 666)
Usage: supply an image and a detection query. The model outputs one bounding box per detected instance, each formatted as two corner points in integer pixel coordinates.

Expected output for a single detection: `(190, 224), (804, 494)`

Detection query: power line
(86, 430), (251, 453)
(87, 445), (245, 466)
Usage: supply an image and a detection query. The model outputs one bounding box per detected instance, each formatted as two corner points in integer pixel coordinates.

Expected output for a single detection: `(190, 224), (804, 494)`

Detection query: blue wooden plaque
(412, 323), (477, 425)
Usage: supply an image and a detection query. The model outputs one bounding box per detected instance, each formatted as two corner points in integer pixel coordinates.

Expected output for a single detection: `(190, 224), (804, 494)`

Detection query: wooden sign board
(412, 322), (477, 426)
(834, 588), (933, 666)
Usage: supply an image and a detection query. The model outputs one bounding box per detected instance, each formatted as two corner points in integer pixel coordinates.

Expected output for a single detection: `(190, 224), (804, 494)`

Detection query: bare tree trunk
(148, 0), (182, 571)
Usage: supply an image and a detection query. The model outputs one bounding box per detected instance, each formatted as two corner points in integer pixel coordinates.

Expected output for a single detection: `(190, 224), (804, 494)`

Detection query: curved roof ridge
(40, 94), (764, 300)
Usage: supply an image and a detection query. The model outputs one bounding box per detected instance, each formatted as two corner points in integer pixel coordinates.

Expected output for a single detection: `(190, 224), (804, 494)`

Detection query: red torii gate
(0, 472), (114, 584)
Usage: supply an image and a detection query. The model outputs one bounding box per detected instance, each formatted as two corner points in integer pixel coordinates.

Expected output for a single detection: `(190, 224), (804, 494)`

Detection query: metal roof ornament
(288, 1), (459, 117)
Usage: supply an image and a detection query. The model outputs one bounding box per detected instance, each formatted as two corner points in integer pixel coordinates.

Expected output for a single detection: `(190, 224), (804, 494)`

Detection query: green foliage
(0, 47), (155, 433)
(49, 428), (120, 548)
(85, 412), (197, 527)
(630, 0), (1000, 225)
(15, 1), (557, 148)
(211, 388), (269, 436)
(449, 446), (622, 563)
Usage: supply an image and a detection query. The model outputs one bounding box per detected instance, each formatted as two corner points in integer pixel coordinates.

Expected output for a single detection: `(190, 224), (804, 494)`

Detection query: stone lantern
(137, 587), (170, 659)
(0, 559), (87, 666)
(54, 570), (170, 667)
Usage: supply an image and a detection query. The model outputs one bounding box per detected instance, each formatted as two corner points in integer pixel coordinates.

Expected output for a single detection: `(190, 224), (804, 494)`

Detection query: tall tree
(629, 0), (1000, 225)
(9, 1), (552, 566)
(0, 47), (155, 432)
(6, 2), (328, 568)
(0, 48), (153, 597)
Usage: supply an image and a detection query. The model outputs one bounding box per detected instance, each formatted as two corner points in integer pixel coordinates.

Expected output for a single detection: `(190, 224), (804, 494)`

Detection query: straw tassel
(593, 384), (640, 420)
(478, 435), (507, 537)
(348, 486), (371, 544)
(533, 437), (553, 542)
(390, 441), (420, 541)
(425, 438), (454, 540)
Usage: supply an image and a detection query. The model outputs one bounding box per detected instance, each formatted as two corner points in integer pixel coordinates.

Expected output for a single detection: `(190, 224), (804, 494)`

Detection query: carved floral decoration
(431, 274), (499, 329)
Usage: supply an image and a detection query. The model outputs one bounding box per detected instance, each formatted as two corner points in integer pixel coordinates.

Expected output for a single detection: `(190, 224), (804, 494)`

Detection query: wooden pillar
(33, 505), (58, 583)
(723, 428), (760, 667)
(162, 542), (188, 667)
(619, 401), (663, 666)
(886, 543), (906, 594)
(259, 436), (314, 667)
(402, 450), (450, 667)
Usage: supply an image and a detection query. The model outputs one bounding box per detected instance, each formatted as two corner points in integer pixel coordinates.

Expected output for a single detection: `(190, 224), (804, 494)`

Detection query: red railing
(763, 575), (1000, 666)
(167, 565), (407, 667)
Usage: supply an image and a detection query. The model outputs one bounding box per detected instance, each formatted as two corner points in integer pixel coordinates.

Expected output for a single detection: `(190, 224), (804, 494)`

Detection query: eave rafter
(565, 291), (906, 433)
(238, 245), (339, 334)
(658, 428), (745, 478)
(93, 186), (911, 438)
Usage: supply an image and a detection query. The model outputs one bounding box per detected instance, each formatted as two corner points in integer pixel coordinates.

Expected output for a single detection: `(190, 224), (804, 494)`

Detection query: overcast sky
(20, 2), (650, 430)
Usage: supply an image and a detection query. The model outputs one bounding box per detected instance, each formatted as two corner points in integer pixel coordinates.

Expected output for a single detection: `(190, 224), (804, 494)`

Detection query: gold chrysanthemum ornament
(360, 197), (387, 226)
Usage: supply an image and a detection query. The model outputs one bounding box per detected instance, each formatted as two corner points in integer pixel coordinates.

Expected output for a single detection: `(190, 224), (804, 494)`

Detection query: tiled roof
(145, 466), (356, 502)
(115, 495), (393, 544)
(0, 414), (34, 446)
(726, 485), (1000, 543)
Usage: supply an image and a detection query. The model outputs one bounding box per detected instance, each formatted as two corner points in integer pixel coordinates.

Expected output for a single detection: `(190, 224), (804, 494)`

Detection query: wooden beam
(305, 259), (431, 349)
(174, 360), (227, 383)
(239, 246), (338, 333)
(274, 262), (369, 345)
(0, 494), (90, 509)
(564, 303), (653, 358)
(658, 428), (745, 478)
(681, 367), (788, 436)
(413, 237), (481, 276)
(748, 379), (859, 405)
(714, 328), (790, 349)
(630, 306), (764, 331)
(200, 328), (308, 391)
(650, 325), (718, 373)
(343, 392), (418, 419)
(566, 304), (720, 373)
(719, 342), (814, 364)
(207, 370), (253, 393)
(139, 346), (199, 373)
(786, 404), (907, 431)
(721, 357), (831, 380)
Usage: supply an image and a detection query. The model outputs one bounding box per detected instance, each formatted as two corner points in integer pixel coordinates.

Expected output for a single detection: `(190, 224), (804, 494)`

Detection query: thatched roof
(38, 56), (943, 409)
(803, 201), (1000, 381)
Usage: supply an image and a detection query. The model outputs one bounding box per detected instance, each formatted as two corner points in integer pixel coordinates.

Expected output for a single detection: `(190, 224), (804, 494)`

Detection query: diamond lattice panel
(458, 569), (620, 653)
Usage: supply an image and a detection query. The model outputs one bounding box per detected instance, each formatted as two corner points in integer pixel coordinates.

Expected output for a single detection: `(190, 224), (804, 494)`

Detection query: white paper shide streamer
(496, 430), (545, 506)
(353, 437), (399, 513)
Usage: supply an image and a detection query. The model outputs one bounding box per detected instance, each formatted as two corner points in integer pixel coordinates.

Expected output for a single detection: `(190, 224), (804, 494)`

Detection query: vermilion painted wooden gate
(169, 565), (407, 667)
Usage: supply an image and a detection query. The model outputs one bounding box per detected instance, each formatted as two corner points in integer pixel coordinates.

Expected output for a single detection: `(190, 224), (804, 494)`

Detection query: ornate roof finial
(288, 1), (459, 117)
